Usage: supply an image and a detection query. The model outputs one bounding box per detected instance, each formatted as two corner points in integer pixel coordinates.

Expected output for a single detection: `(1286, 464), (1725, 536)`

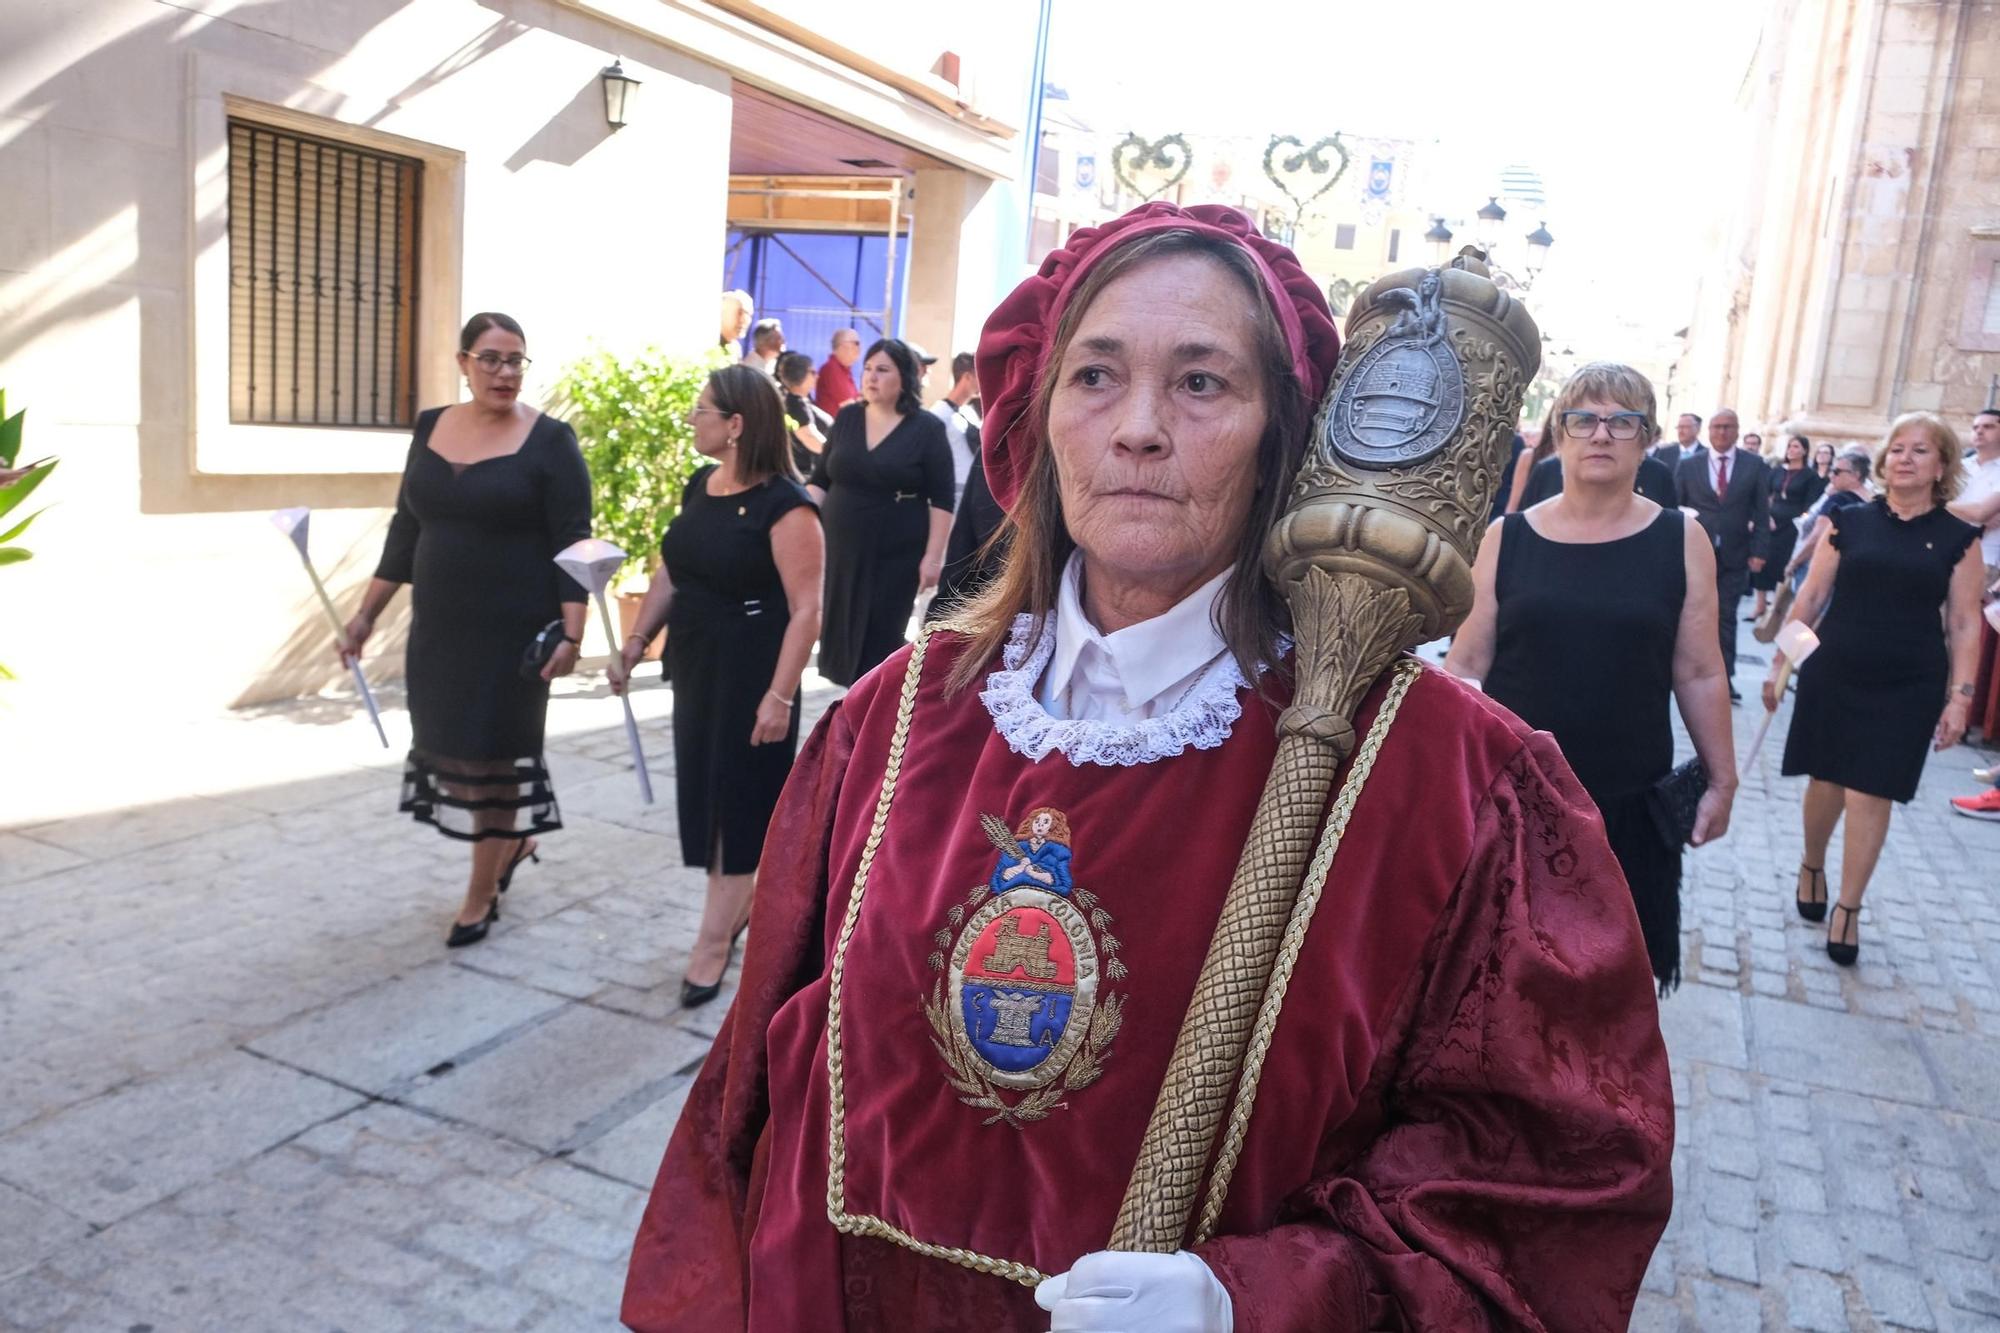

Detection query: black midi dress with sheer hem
(810, 403), (954, 687)
(373, 408), (592, 841)
(659, 465), (819, 874)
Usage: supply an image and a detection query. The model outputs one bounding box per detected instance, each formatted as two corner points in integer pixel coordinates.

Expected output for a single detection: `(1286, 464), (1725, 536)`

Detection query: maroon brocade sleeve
(621, 699), (857, 1333)
(1199, 732), (1674, 1332)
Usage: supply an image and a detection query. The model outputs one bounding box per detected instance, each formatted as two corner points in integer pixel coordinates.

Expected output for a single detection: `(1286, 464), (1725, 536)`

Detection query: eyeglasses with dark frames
(467, 352), (531, 374)
(1560, 410), (1648, 441)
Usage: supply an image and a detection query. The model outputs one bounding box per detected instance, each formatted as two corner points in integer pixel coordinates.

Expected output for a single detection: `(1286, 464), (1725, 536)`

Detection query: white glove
(1034, 1249), (1233, 1333)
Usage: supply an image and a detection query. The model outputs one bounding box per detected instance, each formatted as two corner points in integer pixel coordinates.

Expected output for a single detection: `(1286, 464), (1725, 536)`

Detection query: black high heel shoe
(447, 899), (499, 949)
(1795, 864), (1828, 922)
(497, 840), (539, 895)
(681, 925), (748, 1010)
(1827, 902), (1860, 966)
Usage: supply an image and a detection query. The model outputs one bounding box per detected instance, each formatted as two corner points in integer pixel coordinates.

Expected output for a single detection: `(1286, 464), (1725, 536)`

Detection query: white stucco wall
(0, 0), (736, 715)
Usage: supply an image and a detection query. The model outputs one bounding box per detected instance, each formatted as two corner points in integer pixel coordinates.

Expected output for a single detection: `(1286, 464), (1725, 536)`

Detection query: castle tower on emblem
(922, 808), (1128, 1127)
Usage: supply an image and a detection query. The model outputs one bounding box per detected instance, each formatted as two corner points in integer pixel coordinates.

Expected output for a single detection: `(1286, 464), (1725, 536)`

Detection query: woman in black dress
(1749, 434), (1824, 621)
(776, 350), (832, 478)
(1769, 413), (1982, 964)
(612, 365), (823, 1007)
(344, 312), (591, 947)
(1447, 363), (1739, 993)
(809, 338), (954, 686)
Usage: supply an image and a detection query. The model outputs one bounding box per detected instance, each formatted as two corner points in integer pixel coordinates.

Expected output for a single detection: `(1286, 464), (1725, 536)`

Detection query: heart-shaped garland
(1262, 134), (1350, 226)
(1111, 133), (1193, 203)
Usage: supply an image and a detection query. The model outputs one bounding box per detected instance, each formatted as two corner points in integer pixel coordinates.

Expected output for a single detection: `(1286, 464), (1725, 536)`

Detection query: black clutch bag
(1648, 758), (1709, 847)
(520, 620), (571, 681)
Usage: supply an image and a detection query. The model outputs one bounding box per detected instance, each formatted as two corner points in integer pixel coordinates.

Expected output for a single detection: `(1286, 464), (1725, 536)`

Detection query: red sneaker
(1949, 788), (2000, 820)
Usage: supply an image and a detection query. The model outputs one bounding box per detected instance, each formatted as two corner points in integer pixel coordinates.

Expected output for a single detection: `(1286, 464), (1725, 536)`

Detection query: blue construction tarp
(722, 229), (908, 362)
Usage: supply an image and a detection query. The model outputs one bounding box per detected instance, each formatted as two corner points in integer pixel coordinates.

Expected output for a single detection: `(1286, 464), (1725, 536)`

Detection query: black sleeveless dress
(1483, 509), (1688, 991)
(1782, 499), (1976, 802)
(660, 465), (819, 873)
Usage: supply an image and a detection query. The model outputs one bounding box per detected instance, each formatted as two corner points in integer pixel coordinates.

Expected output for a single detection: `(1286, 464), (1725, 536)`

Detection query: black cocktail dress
(374, 408), (591, 840)
(1783, 499), (1976, 802)
(810, 404), (953, 687)
(659, 465), (818, 874)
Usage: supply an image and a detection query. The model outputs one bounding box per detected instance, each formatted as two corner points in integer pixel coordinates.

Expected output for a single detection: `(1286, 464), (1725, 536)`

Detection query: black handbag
(519, 620), (572, 681)
(1648, 758), (1709, 847)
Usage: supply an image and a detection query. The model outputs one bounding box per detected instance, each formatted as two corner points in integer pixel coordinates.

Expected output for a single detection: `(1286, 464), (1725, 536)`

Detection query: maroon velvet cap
(973, 202), (1341, 511)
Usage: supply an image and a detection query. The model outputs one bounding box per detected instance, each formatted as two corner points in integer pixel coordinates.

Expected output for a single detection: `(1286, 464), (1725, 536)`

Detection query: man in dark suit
(1517, 450), (1678, 509)
(1649, 412), (1703, 468)
(1676, 408), (1767, 699)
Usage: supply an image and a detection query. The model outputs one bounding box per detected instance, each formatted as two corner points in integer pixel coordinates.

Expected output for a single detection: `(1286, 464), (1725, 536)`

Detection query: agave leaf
(0, 406), (20, 466)
(0, 547), (33, 565)
(0, 460), (55, 521)
(0, 504), (50, 544)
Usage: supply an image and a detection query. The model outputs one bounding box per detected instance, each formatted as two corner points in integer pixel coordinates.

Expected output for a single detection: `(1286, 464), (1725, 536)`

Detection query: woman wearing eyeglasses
(343, 312), (593, 947)
(1446, 362), (1738, 994)
(1783, 447), (1872, 591)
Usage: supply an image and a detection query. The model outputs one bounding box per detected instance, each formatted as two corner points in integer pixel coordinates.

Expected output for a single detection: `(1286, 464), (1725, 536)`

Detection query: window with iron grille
(228, 120), (421, 428)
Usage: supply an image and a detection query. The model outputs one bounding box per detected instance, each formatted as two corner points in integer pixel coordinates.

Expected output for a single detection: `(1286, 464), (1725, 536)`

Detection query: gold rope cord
(820, 632), (1051, 1290)
(1192, 657), (1422, 1244)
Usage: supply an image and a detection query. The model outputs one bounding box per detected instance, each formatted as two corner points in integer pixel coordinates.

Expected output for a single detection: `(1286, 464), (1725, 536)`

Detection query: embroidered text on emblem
(923, 807), (1127, 1127)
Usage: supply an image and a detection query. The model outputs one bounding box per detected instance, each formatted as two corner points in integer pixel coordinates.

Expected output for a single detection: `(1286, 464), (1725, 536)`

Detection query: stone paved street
(3, 633), (2000, 1331)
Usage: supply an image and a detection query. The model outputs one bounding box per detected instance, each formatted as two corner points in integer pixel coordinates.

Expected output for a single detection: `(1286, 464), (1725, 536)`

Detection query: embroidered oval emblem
(949, 892), (1097, 1089)
(922, 807), (1128, 1127)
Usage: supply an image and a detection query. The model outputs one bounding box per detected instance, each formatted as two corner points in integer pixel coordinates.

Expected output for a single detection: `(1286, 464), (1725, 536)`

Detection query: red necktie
(1715, 453), (1730, 501)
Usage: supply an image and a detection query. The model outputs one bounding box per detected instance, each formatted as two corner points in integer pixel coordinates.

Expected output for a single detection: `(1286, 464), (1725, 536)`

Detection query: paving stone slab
(0, 1180), (89, 1281)
(1659, 981), (1750, 1071)
(404, 1005), (709, 1154)
(1746, 997), (1936, 1104)
(11, 793), (258, 861)
(245, 963), (569, 1094)
(0, 1050), (359, 1225)
(568, 1077), (694, 1188)
(0, 832), (89, 885)
(1920, 1031), (2000, 1118)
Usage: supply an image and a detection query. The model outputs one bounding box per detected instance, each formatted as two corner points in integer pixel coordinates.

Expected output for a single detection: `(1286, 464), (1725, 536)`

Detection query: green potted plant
(552, 347), (724, 659)
(0, 388), (59, 680)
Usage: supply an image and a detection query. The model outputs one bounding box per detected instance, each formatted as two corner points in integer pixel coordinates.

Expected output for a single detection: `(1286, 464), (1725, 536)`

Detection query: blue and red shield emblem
(923, 808), (1127, 1126)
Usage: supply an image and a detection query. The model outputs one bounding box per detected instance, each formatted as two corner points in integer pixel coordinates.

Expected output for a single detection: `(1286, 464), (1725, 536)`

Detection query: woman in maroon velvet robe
(623, 203), (1673, 1332)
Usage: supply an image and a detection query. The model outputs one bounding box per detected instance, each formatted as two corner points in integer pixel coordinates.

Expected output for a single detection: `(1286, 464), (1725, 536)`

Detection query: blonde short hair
(1873, 411), (1964, 506)
(1550, 361), (1658, 438)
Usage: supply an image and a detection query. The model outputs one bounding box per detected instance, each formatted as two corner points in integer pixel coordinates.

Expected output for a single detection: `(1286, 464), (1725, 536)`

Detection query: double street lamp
(1426, 197), (1554, 288)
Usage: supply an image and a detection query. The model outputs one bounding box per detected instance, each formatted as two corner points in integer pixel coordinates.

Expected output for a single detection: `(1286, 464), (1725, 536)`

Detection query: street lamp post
(1475, 196), (1507, 255)
(1523, 221), (1554, 285)
(1424, 216), (1455, 266)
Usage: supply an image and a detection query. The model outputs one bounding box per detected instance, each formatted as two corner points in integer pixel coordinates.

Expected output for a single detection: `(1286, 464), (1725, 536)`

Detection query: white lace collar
(979, 612), (1275, 767)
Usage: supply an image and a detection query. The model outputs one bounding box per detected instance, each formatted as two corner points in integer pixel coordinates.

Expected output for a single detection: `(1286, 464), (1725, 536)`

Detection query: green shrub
(551, 347), (727, 589)
(0, 388), (59, 680)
